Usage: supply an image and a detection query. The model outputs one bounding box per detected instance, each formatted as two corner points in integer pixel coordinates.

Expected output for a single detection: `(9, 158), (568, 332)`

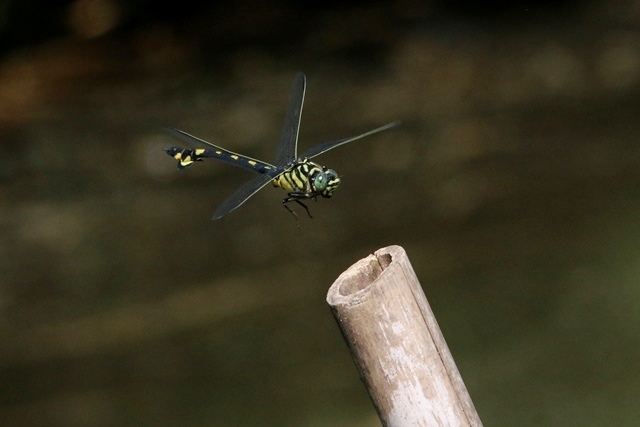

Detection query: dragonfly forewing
(273, 72), (306, 167)
(301, 120), (401, 160)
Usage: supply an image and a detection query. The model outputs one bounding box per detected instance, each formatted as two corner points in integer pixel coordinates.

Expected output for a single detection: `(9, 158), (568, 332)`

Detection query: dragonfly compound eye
(320, 169), (340, 197)
(313, 171), (329, 191)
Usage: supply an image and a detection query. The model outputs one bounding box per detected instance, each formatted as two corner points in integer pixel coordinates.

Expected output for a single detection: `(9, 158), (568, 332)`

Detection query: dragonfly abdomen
(165, 147), (205, 169)
(166, 147), (275, 174)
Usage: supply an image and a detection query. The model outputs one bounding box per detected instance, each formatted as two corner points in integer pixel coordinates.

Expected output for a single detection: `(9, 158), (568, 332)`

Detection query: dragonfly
(164, 72), (399, 223)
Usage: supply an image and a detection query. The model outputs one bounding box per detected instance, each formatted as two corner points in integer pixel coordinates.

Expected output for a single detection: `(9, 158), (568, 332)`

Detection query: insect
(165, 72), (399, 223)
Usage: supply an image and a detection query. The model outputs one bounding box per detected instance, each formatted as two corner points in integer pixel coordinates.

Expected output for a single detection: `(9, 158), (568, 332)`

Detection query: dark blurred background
(2, 0), (640, 425)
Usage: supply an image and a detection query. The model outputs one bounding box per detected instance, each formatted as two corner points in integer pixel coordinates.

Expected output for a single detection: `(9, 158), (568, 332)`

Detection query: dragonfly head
(313, 167), (340, 198)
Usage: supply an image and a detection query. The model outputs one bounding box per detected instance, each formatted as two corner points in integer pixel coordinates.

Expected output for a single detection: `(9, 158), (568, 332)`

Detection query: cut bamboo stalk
(326, 245), (482, 427)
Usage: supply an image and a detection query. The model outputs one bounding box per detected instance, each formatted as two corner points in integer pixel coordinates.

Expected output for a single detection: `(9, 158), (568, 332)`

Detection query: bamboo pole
(326, 245), (482, 427)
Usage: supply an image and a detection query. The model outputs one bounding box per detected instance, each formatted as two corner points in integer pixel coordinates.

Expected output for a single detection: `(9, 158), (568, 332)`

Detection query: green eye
(314, 172), (328, 190)
(324, 169), (338, 181)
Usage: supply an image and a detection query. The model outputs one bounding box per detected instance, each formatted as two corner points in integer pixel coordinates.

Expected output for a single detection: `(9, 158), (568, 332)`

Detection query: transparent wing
(212, 173), (277, 220)
(301, 121), (401, 160)
(274, 72), (306, 167)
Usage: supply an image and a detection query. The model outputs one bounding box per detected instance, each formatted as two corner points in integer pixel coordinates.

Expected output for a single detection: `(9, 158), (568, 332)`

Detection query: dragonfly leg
(295, 200), (313, 218)
(283, 192), (317, 225)
(282, 199), (301, 227)
(283, 200), (298, 218)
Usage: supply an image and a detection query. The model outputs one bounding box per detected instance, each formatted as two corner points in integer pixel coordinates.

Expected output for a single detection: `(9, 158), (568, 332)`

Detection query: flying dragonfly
(164, 72), (399, 223)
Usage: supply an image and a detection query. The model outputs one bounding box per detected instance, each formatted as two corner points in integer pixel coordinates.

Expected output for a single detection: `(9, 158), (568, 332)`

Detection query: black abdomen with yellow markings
(164, 72), (399, 223)
(165, 146), (275, 174)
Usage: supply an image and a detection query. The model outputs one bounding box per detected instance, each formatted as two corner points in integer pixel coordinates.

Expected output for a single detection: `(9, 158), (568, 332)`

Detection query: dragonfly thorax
(272, 159), (340, 198)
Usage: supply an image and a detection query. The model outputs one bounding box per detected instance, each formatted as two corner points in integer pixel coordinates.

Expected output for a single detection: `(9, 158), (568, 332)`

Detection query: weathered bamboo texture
(326, 245), (482, 427)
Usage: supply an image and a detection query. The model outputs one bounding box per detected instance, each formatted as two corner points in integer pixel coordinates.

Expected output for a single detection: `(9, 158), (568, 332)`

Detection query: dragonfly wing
(212, 173), (277, 220)
(164, 127), (227, 150)
(301, 121), (401, 160)
(274, 72), (306, 167)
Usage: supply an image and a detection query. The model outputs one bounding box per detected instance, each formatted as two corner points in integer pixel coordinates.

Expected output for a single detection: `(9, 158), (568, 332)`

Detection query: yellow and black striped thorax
(272, 159), (341, 198)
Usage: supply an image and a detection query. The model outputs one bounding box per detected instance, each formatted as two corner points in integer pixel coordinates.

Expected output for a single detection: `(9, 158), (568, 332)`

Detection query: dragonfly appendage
(165, 147), (207, 169)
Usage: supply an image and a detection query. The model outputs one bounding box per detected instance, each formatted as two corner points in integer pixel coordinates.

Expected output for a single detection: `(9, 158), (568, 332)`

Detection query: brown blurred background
(2, 0), (640, 425)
